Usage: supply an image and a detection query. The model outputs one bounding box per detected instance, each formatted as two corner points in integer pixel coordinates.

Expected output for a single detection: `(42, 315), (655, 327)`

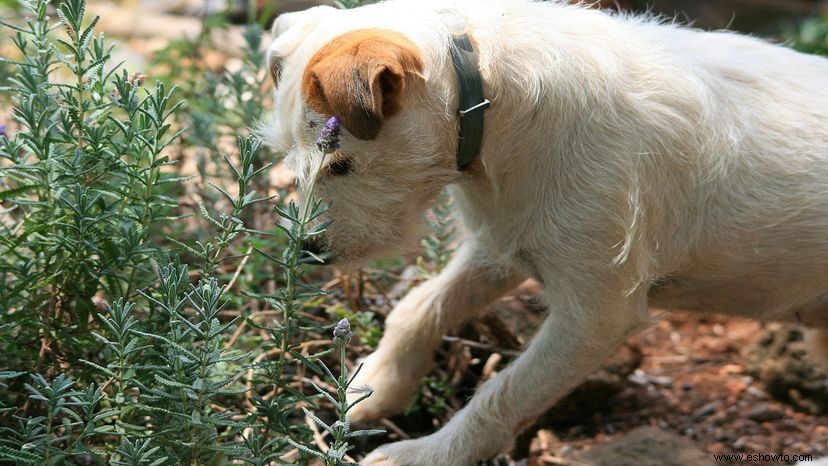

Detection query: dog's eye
(326, 157), (352, 176)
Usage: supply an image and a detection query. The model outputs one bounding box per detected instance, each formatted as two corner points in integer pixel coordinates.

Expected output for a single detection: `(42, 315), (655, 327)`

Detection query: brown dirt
(510, 310), (827, 465)
(350, 280), (828, 465)
(533, 311), (828, 466)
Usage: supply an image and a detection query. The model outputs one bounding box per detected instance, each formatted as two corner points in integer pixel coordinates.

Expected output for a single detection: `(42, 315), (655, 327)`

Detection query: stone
(574, 426), (718, 466)
(746, 403), (785, 422)
(692, 400), (722, 420)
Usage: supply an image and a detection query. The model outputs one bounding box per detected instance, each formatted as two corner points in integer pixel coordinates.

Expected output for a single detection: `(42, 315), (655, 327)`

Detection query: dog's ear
(302, 29), (424, 140)
(267, 6), (335, 84)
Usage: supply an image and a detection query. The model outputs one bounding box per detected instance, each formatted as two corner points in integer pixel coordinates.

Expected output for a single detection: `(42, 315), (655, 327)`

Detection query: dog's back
(637, 26), (828, 325)
(461, 1), (828, 324)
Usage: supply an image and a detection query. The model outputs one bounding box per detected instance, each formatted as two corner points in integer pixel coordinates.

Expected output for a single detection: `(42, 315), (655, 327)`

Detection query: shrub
(0, 0), (378, 464)
(788, 14), (828, 56)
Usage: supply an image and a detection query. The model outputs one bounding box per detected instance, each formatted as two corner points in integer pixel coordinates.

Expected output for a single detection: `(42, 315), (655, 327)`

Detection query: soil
(540, 312), (828, 466)
(350, 278), (828, 466)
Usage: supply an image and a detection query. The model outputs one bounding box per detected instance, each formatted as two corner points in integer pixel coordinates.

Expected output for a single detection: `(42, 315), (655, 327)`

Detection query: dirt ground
(546, 312), (828, 465)
(344, 275), (828, 466)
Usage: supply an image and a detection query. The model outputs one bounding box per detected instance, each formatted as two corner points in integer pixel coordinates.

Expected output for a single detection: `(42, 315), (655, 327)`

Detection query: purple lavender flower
(333, 317), (352, 346)
(333, 317), (351, 339)
(316, 115), (341, 154)
(0, 124), (6, 139)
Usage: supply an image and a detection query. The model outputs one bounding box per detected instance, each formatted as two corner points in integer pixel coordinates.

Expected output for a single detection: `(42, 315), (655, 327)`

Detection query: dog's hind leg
(361, 288), (650, 466)
(347, 239), (524, 422)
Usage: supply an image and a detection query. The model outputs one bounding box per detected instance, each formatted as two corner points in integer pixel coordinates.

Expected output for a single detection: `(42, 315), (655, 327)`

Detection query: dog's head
(261, 4), (460, 265)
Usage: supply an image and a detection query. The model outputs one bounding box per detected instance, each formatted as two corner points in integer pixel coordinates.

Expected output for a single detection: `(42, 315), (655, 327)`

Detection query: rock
(744, 323), (828, 414)
(713, 428), (732, 442)
(628, 368), (673, 387)
(692, 400), (722, 420)
(574, 426), (717, 466)
(746, 402), (785, 422)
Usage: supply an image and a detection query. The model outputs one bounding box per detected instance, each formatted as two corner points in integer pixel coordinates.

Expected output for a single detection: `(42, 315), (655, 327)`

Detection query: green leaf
(0, 184), (36, 200)
(0, 445), (41, 464)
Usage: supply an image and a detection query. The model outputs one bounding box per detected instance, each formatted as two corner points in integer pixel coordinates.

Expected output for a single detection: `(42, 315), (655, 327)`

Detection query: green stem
(75, 58), (85, 154)
(124, 133), (161, 299)
(43, 398), (55, 463)
(274, 158), (323, 384)
(246, 0), (256, 25)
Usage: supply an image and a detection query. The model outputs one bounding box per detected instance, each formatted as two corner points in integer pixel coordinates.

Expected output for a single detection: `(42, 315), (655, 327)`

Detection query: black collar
(449, 33), (489, 171)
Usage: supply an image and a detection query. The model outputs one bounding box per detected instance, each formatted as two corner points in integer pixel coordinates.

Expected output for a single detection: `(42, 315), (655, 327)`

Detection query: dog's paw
(361, 438), (457, 466)
(347, 350), (423, 421)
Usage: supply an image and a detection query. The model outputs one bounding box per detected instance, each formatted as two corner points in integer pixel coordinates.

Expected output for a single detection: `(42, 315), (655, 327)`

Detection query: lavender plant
(789, 15), (828, 56)
(0, 0), (180, 374)
(418, 189), (457, 276)
(0, 373), (116, 464)
(239, 122), (352, 464)
(289, 319), (384, 466)
(0, 0), (381, 464)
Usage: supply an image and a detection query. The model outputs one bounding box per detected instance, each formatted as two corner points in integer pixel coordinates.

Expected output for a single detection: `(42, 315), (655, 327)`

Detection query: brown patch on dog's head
(302, 29), (424, 140)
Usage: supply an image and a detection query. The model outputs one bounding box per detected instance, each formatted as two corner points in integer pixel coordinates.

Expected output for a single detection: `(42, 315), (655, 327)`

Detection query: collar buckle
(459, 99), (491, 117)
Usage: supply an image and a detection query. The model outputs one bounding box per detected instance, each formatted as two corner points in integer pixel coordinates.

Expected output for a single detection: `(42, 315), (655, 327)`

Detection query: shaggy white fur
(261, 1), (828, 464)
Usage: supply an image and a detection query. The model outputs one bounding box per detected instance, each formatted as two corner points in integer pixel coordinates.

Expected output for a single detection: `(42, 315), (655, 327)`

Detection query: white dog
(261, 1), (828, 464)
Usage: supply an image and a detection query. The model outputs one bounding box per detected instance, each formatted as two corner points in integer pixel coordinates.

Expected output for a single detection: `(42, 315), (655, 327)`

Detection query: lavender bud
(333, 317), (352, 345)
(0, 124), (6, 139)
(316, 115), (342, 154)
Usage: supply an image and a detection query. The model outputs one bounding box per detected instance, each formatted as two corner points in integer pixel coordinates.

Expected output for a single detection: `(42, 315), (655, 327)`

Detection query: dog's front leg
(348, 240), (524, 422)
(361, 289), (649, 466)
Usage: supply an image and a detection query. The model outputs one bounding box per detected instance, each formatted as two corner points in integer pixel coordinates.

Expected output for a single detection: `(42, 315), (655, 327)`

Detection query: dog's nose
(300, 236), (332, 264)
